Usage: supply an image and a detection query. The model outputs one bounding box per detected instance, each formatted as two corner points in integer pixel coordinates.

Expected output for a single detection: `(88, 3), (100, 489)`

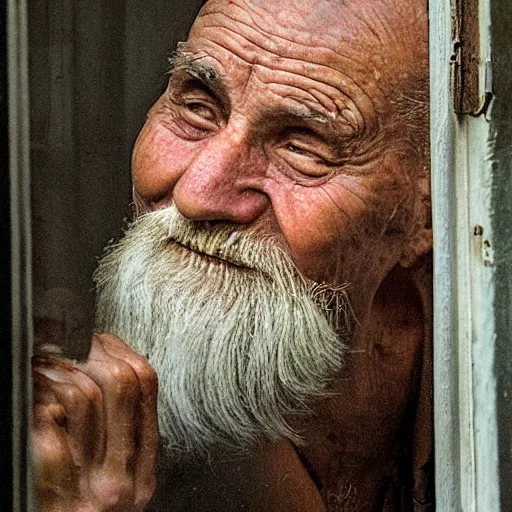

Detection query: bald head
(192, 0), (429, 161)
(195, 0), (429, 84)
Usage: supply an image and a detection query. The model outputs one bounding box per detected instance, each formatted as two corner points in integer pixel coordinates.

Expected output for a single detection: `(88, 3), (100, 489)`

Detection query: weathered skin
(32, 0), (432, 510)
(133, 0), (431, 321)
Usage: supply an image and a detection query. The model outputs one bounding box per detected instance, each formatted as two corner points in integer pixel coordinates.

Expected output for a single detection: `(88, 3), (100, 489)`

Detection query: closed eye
(287, 144), (310, 155)
(167, 73), (226, 134)
(284, 139), (338, 164)
(184, 101), (217, 122)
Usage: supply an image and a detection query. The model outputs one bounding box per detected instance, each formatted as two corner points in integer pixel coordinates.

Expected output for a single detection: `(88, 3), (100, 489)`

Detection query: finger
(99, 333), (159, 504)
(32, 400), (77, 498)
(77, 335), (139, 472)
(33, 359), (104, 467)
(32, 361), (77, 506)
(33, 355), (74, 404)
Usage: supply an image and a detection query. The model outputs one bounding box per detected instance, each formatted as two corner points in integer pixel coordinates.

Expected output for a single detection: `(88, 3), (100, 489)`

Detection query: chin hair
(94, 205), (353, 458)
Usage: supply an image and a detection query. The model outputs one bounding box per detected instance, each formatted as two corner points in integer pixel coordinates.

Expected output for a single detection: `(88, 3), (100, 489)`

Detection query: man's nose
(172, 127), (269, 224)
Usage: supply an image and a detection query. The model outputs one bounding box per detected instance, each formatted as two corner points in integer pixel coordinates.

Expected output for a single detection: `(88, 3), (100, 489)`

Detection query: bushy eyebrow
(276, 106), (330, 126)
(167, 50), (229, 103)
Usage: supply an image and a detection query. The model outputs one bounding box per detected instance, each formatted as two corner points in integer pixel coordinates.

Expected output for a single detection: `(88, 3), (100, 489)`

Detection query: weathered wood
(431, 0), (508, 509)
(430, 0), (462, 508)
(452, 0), (481, 114)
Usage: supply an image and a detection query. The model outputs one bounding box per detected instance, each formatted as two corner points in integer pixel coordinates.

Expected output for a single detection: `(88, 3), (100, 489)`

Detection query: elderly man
(32, 0), (433, 510)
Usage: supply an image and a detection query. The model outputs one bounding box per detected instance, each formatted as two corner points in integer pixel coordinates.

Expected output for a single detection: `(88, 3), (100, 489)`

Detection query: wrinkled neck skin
(149, 257), (432, 512)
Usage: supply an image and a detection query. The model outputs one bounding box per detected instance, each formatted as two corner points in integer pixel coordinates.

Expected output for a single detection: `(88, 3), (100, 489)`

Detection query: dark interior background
(29, 0), (204, 358)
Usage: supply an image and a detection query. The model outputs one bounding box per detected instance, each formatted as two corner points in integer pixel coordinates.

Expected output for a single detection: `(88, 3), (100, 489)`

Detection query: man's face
(96, 0), (430, 457)
(132, 0), (430, 321)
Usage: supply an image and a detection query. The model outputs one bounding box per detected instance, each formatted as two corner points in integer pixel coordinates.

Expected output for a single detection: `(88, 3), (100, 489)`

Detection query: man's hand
(32, 333), (159, 511)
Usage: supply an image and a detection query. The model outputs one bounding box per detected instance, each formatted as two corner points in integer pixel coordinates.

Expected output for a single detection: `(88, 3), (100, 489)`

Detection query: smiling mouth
(169, 238), (253, 271)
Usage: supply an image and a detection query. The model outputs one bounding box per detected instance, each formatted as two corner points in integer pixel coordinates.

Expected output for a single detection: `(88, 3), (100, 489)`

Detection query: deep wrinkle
(168, 51), (347, 136)
(169, 45), (370, 140)
(132, 0), (430, 309)
(165, 58), (367, 173)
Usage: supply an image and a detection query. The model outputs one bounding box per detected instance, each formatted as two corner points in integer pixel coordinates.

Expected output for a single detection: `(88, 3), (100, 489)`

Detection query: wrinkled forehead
(186, 0), (428, 133)
(193, 0), (428, 64)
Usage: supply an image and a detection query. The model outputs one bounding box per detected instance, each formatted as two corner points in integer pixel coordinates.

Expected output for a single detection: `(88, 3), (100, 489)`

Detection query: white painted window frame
(430, 0), (507, 510)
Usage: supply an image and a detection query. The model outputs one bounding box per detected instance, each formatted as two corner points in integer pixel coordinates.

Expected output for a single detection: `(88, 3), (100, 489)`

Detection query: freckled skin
(32, 1), (432, 511)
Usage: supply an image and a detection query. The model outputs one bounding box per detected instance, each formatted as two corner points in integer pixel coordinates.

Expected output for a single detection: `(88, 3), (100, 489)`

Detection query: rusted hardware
(451, 0), (492, 116)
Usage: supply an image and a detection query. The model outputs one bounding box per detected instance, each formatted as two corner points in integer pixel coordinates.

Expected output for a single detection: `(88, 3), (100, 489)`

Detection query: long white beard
(94, 206), (353, 458)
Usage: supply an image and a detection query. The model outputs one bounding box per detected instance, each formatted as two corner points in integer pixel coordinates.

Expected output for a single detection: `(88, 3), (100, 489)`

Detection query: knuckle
(34, 435), (67, 465)
(34, 402), (67, 427)
(132, 359), (158, 391)
(96, 332), (124, 350)
(105, 361), (138, 394)
(96, 333), (157, 381)
(90, 473), (134, 509)
(80, 379), (103, 404)
(32, 424), (72, 475)
(61, 385), (86, 409)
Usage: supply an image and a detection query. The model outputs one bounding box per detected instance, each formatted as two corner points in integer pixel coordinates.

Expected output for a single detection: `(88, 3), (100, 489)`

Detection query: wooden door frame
(430, 0), (511, 509)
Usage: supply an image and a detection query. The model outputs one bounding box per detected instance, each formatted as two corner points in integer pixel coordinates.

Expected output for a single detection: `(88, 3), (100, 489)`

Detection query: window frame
(430, 0), (511, 509)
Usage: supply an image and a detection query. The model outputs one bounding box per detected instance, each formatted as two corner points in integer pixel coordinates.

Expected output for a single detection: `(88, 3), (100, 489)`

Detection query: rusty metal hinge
(451, 0), (493, 116)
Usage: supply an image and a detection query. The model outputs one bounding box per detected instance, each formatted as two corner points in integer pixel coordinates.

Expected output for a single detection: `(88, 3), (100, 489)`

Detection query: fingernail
(35, 367), (69, 383)
(34, 343), (65, 358)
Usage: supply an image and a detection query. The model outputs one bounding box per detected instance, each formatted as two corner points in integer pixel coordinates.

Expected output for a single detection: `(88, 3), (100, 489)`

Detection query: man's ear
(399, 226), (432, 268)
(399, 175), (432, 268)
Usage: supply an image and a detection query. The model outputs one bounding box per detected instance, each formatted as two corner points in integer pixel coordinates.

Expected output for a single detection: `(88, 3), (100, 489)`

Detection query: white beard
(94, 205), (353, 458)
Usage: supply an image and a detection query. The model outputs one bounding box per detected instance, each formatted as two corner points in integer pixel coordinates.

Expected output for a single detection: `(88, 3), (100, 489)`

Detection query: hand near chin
(32, 333), (159, 511)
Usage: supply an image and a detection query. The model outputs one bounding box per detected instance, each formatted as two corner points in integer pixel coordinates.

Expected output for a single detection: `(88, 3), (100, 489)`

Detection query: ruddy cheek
(273, 192), (346, 282)
(291, 232), (343, 281)
(132, 125), (160, 194)
(132, 123), (195, 204)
